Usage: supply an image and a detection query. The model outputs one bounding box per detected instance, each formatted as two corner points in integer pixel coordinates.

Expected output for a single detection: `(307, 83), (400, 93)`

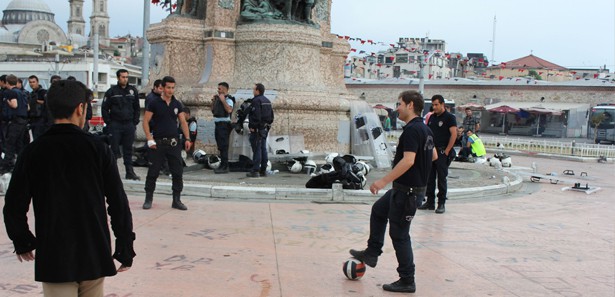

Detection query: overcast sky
(40, 0), (615, 70)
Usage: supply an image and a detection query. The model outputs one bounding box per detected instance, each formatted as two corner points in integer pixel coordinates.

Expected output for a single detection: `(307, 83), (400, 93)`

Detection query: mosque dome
(2, 0), (55, 25)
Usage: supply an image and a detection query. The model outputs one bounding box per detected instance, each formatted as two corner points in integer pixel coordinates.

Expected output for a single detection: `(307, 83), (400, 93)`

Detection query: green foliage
(591, 113), (606, 143)
(528, 70), (543, 80)
(113, 49), (121, 56)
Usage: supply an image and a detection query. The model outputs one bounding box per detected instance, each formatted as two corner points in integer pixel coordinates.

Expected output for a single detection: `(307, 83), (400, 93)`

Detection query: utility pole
(141, 0), (151, 88)
(418, 36), (437, 95)
(491, 15), (496, 65)
(93, 33), (99, 96)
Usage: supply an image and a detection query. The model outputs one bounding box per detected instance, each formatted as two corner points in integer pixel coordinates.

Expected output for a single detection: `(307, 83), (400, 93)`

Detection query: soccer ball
(342, 258), (366, 280)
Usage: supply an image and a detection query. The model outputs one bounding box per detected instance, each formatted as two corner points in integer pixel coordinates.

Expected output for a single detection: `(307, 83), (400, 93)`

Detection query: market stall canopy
(373, 104), (393, 110)
(488, 105), (518, 113)
(521, 107), (563, 116)
(457, 102), (485, 111)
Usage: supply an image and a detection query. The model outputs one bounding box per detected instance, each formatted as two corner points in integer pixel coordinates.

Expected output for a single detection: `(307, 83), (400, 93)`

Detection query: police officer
(246, 83), (274, 178)
(419, 94), (457, 214)
(1, 75), (29, 173)
(211, 82), (234, 174)
(102, 69), (141, 180)
(27, 75), (49, 139)
(142, 76), (192, 211)
(350, 90), (437, 293)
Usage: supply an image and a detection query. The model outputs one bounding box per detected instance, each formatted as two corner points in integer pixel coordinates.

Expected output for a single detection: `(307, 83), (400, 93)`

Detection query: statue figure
(173, 0), (206, 19)
(241, 0), (283, 20)
(188, 0), (207, 19)
(292, 0), (315, 24)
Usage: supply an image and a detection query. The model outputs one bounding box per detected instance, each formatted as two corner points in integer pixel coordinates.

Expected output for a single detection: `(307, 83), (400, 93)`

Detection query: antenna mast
(491, 15), (496, 65)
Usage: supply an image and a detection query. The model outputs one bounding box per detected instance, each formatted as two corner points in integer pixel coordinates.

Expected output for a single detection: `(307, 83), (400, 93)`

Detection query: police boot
(125, 165), (140, 180)
(143, 192), (153, 210)
(171, 193), (188, 211)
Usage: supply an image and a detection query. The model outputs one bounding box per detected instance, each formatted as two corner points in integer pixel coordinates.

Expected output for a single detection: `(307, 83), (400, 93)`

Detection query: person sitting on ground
(458, 129), (486, 162)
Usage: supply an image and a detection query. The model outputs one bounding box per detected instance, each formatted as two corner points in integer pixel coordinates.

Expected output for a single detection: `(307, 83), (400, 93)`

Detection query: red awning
(488, 105), (519, 113)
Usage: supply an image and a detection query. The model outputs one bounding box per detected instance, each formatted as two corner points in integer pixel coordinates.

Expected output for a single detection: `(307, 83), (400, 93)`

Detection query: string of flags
(151, 0), (176, 12)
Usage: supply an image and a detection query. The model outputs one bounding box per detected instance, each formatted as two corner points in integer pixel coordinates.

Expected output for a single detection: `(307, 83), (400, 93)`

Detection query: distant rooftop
(495, 54), (568, 71)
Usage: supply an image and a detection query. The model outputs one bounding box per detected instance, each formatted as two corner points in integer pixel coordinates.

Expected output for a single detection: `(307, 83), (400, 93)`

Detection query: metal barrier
(481, 136), (615, 158)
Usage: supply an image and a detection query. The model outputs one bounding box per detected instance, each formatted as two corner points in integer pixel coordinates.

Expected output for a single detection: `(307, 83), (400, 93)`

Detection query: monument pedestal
(146, 0), (356, 154)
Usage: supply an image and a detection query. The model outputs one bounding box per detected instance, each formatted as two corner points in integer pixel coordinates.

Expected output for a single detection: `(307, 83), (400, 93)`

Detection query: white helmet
(363, 162), (372, 175)
(192, 149), (207, 164)
(325, 152), (339, 164)
(489, 157), (502, 168)
(207, 155), (221, 169)
(304, 160), (317, 174)
(501, 157), (512, 167)
(359, 175), (367, 189)
(355, 161), (369, 176)
(319, 163), (334, 174)
(266, 160), (272, 171)
(288, 160), (303, 173)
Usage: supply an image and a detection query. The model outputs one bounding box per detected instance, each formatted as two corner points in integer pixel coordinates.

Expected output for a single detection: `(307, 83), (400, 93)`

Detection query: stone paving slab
(0, 155), (613, 296)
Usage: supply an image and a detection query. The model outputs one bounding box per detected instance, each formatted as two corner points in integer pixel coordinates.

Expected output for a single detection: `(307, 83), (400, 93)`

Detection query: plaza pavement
(0, 155), (613, 296)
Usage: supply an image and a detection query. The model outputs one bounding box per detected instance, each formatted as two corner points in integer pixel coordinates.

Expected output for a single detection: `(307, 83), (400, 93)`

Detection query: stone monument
(147, 0), (353, 154)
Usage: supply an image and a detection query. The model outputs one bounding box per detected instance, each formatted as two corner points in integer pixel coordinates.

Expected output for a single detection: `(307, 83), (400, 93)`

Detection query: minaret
(90, 0), (110, 46)
(67, 0), (85, 36)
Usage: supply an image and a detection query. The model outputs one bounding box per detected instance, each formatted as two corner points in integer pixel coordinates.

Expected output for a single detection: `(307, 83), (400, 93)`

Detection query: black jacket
(3, 124), (136, 282)
(248, 95), (274, 129)
(101, 84), (140, 125)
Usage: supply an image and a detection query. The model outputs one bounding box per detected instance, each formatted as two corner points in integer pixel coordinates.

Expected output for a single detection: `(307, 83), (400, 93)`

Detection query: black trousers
(366, 189), (423, 279)
(108, 121), (136, 167)
(145, 142), (183, 195)
(426, 148), (455, 205)
(214, 121), (232, 167)
(1, 118), (28, 170)
(249, 129), (269, 173)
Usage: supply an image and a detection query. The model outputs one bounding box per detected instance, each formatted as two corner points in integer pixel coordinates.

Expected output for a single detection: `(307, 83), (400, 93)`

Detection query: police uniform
(361, 117), (434, 286)
(1, 87), (28, 172)
(247, 94), (274, 176)
(101, 83), (140, 179)
(212, 95), (234, 172)
(28, 86), (49, 139)
(144, 96), (187, 209)
(424, 110), (457, 210)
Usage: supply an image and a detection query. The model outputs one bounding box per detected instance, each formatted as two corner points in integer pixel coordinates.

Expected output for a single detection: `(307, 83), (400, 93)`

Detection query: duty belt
(155, 137), (178, 147)
(392, 182), (426, 195)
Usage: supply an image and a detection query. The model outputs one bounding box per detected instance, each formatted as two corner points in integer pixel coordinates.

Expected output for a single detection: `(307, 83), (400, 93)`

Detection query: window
(396, 54), (408, 64)
(100, 1), (105, 12)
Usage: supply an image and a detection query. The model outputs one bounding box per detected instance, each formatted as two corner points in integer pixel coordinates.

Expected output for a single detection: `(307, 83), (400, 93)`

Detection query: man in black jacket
(210, 82), (235, 174)
(246, 83), (274, 177)
(3, 79), (136, 296)
(27, 75), (49, 139)
(102, 69), (141, 180)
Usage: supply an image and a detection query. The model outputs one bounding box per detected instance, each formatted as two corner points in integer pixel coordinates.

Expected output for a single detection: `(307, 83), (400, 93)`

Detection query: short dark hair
(218, 82), (229, 89)
(399, 90), (424, 115)
(47, 80), (90, 119)
(182, 107), (191, 114)
(116, 69), (128, 78)
(66, 76), (77, 81)
(431, 94), (444, 104)
(162, 76), (175, 87)
(17, 78), (23, 85)
(50, 75), (61, 83)
(255, 83), (265, 96)
(465, 107), (472, 111)
(0, 75), (6, 83)
(6, 74), (17, 86)
(28, 75), (39, 82)
(153, 79), (162, 88)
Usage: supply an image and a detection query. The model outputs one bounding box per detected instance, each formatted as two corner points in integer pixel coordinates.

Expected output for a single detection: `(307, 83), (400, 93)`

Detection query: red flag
(376, 63), (382, 67)
(151, 0), (160, 3)
(360, 40), (366, 44)
(350, 49), (356, 52)
(445, 54), (451, 59)
(390, 44), (395, 47)
(594, 73), (599, 78)
(344, 36), (350, 40)
(538, 72), (543, 75)
(570, 71), (577, 75)
(499, 76), (504, 80)
(367, 39), (373, 44)
(337, 35), (344, 39)
(428, 74), (433, 79)
(500, 62), (507, 68)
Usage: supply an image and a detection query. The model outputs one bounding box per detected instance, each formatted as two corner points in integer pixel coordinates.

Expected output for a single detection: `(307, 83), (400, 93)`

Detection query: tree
(113, 49), (121, 57)
(590, 113), (606, 144)
(528, 70), (543, 80)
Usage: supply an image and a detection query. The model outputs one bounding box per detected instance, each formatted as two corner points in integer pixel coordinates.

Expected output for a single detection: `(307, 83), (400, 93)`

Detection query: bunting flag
(539, 72), (544, 75)
(350, 49), (356, 52)
(500, 62), (507, 68)
(358, 50), (365, 54)
(428, 74), (433, 79)
(499, 76), (504, 80)
(593, 73), (599, 78)
(570, 71), (577, 75)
